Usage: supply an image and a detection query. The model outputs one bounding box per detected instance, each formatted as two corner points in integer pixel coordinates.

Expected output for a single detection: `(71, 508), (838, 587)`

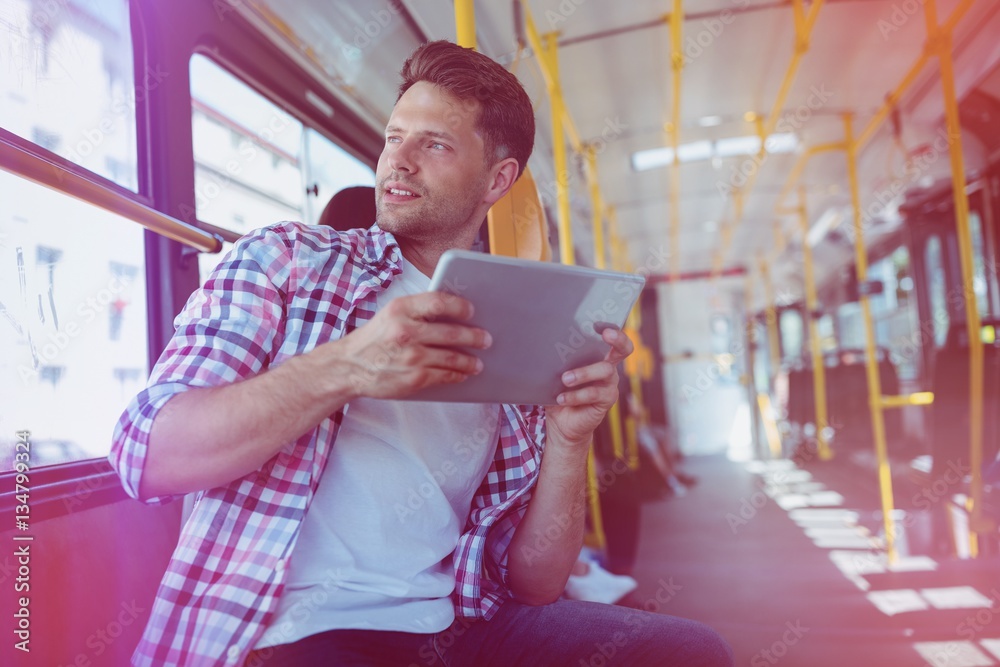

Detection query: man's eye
(386, 136), (401, 144)
(431, 142), (447, 150)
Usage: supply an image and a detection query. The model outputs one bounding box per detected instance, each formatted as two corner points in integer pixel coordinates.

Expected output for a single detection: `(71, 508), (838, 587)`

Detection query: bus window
(970, 210), (990, 317)
(190, 54), (303, 280)
(779, 309), (804, 362)
(0, 0), (137, 190)
(836, 302), (864, 350)
(189, 55), (374, 281)
(925, 235), (949, 348)
(0, 170), (147, 471)
(869, 246), (920, 380)
(302, 128), (376, 226)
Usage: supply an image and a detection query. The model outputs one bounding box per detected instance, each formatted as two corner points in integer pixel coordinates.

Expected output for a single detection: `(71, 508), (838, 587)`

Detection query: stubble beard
(376, 176), (488, 245)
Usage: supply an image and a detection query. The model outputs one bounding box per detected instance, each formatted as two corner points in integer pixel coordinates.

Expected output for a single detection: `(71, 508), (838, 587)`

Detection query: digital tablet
(403, 249), (646, 405)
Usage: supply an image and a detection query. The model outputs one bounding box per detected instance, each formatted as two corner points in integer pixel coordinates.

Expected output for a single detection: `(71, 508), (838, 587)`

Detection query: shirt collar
(363, 223), (402, 272)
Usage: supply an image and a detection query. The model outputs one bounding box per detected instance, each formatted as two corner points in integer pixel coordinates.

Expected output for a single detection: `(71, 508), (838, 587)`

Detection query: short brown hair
(398, 41), (535, 178)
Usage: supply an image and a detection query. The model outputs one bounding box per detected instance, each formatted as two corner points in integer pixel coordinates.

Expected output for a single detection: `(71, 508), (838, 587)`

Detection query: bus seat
(317, 177), (552, 264)
(487, 167), (552, 261)
(317, 185), (377, 230)
(785, 348), (904, 454)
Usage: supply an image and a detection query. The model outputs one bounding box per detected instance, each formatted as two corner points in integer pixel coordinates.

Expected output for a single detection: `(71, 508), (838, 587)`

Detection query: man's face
(375, 81), (491, 242)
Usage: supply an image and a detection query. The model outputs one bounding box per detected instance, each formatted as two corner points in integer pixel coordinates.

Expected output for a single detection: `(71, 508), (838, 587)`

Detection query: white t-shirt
(256, 256), (500, 648)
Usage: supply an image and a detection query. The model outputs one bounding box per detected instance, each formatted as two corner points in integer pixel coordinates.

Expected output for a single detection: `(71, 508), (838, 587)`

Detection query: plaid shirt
(110, 222), (545, 667)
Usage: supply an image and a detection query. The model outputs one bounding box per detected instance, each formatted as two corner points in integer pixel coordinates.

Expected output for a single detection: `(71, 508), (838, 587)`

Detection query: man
(111, 41), (733, 666)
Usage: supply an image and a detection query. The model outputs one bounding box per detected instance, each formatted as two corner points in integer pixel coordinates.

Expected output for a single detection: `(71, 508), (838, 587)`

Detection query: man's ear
(483, 157), (521, 207)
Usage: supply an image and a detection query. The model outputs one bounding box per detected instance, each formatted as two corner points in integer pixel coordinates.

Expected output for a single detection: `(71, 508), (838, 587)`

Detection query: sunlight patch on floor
(789, 508), (860, 524)
(888, 555), (938, 572)
(829, 550), (885, 590)
(980, 639), (1000, 661)
(920, 587), (996, 610)
(867, 589), (929, 615)
(867, 587), (995, 617)
(806, 526), (876, 550)
(744, 459), (796, 474)
(912, 641), (996, 667)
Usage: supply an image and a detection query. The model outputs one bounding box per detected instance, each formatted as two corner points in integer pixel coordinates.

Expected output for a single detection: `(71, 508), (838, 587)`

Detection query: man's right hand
(142, 292), (490, 498)
(334, 291), (492, 399)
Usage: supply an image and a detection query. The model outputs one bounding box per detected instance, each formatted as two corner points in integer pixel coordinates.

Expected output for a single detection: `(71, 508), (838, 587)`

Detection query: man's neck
(398, 242), (440, 278)
(396, 227), (483, 278)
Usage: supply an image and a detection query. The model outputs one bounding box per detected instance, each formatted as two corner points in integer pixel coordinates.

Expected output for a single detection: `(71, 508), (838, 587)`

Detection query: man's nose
(388, 140), (417, 173)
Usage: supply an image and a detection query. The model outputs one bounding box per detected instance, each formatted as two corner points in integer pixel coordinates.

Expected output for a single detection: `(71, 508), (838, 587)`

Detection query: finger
(561, 361), (615, 388)
(408, 345), (484, 376)
(410, 367), (476, 388)
(555, 384), (617, 407)
(602, 327), (634, 364)
(405, 291), (475, 322)
(415, 321), (492, 350)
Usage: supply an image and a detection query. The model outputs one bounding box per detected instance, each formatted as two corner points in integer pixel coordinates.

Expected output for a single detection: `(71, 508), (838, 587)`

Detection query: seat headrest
(317, 185), (377, 231)
(486, 167), (552, 261)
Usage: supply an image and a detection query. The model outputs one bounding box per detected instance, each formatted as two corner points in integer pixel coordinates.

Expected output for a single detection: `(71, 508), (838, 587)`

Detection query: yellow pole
(758, 257), (783, 458)
(775, 0), (974, 214)
(845, 113), (898, 564)
(668, 1), (684, 280)
(586, 148), (625, 461)
(533, 22), (604, 548)
(856, 0), (974, 151)
(797, 187), (832, 461)
(540, 32), (574, 266)
(924, 0), (988, 542)
(587, 147), (607, 271)
(758, 392), (784, 459)
(772, 218), (786, 259)
(454, 0), (476, 49)
(610, 208), (644, 469)
(711, 0), (826, 275)
(624, 373), (643, 470)
(609, 207), (622, 271)
(759, 256), (781, 379)
(713, 191), (744, 279)
(584, 448), (606, 550)
(775, 143), (847, 214)
(669, 147), (682, 281)
(522, 4), (584, 149)
(606, 399), (626, 461)
(881, 392), (934, 408)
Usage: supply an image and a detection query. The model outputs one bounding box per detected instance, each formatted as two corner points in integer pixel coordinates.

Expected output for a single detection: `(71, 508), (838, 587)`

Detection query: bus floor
(616, 453), (1000, 667)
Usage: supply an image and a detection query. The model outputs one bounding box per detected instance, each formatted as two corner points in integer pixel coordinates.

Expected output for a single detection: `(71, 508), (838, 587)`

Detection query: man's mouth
(383, 182), (422, 200)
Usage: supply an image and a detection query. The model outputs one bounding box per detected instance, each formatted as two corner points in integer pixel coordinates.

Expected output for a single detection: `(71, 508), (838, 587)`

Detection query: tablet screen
(402, 250), (646, 405)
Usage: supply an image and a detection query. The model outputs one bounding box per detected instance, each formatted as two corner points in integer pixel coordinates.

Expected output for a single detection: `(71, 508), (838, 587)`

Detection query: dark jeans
(244, 598), (734, 667)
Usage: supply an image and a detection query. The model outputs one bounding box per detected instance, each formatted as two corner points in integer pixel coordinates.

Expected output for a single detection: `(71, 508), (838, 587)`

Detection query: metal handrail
(0, 136), (222, 254)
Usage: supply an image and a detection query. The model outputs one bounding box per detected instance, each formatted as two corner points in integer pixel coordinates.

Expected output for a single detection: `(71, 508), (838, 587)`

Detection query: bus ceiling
(215, 1), (1000, 284)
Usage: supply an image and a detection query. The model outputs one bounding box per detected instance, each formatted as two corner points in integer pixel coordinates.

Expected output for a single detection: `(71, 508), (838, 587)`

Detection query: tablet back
(404, 250), (646, 405)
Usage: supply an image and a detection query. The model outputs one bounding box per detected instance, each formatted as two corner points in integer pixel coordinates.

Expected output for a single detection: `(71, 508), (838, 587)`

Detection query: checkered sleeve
(109, 224), (293, 505)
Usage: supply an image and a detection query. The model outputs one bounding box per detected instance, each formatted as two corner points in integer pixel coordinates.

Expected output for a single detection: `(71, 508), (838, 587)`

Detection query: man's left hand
(545, 327), (635, 448)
